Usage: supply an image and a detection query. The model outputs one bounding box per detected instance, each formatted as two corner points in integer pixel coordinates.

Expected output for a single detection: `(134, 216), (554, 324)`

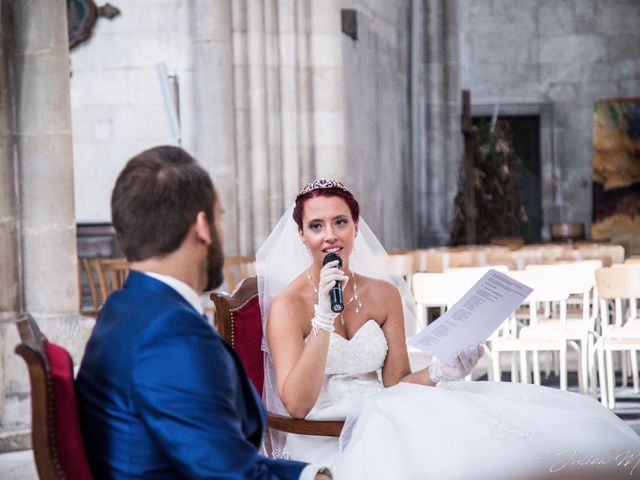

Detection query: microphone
(323, 253), (344, 313)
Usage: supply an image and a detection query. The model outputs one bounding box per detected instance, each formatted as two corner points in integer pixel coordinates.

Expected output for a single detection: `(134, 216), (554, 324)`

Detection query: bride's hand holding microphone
(311, 256), (349, 335)
(428, 344), (485, 383)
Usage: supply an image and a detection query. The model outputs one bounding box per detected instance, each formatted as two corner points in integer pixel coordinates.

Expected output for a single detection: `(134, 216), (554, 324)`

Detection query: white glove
(428, 344), (484, 383)
(311, 260), (348, 335)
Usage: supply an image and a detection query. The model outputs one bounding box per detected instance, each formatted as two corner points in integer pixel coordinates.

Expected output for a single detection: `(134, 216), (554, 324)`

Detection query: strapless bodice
(313, 319), (388, 409)
(325, 319), (388, 374)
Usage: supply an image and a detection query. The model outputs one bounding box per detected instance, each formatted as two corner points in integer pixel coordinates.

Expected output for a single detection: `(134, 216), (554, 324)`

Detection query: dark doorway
(472, 115), (542, 243)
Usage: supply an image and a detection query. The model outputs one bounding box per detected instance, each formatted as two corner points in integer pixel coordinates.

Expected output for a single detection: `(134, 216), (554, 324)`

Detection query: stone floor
(0, 450), (37, 480)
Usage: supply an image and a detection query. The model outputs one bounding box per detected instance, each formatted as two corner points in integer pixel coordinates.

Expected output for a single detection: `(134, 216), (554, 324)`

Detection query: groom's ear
(194, 211), (212, 245)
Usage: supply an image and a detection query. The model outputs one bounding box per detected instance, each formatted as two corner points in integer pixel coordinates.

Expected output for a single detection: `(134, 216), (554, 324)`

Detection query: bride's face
(298, 195), (358, 266)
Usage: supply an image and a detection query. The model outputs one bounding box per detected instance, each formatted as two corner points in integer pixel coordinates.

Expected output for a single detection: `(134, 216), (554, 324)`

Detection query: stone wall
(341, 1), (414, 248)
(70, 0), (190, 223)
(69, 0), (348, 255)
(65, 0), (640, 248)
(460, 0), (640, 234)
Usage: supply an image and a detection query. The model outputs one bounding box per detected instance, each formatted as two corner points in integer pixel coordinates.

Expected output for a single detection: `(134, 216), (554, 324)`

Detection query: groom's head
(111, 145), (225, 291)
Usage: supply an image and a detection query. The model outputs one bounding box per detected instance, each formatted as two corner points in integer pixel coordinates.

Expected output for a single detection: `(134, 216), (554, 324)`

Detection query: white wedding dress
(283, 319), (640, 480)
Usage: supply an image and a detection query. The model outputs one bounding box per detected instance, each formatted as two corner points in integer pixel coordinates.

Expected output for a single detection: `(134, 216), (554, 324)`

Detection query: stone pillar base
(0, 428), (30, 452)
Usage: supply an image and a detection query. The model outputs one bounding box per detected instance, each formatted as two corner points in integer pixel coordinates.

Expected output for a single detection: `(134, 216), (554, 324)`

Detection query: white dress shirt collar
(142, 271), (204, 315)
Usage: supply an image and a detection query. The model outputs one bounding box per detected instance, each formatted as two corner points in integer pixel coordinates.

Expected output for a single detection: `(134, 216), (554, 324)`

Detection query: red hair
(293, 187), (360, 230)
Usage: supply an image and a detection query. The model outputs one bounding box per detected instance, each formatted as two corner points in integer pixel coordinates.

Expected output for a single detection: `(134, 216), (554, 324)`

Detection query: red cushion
(232, 297), (265, 395)
(44, 342), (93, 480)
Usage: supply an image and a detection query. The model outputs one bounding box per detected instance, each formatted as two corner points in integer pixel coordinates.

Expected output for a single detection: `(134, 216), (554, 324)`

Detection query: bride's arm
(380, 284), (437, 387)
(267, 295), (331, 419)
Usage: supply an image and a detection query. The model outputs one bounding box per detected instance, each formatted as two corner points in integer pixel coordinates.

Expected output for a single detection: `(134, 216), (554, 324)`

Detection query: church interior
(0, 0), (639, 477)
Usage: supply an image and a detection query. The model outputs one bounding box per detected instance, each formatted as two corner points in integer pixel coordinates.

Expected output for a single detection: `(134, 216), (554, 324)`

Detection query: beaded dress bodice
(312, 319), (388, 410)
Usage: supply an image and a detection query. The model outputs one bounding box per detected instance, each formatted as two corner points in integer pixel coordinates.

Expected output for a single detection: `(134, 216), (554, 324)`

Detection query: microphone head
(323, 252), (342, 268)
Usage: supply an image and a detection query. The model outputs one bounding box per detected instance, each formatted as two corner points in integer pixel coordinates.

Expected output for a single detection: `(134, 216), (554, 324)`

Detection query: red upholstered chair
(212, 276), (343, 437)
(14, 313), (93, 480)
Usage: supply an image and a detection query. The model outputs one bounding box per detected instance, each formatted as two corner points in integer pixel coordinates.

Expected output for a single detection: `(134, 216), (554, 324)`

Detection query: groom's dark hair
(111, 145), (216, 262)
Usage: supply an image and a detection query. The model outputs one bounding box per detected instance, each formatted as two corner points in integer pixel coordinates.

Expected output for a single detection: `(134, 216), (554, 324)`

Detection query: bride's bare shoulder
(269, 274), (312, 317)
(356, 274), (401, 298)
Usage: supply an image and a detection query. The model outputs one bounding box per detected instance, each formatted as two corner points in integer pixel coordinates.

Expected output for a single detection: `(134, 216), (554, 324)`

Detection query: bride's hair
(292, 181), (360, 229)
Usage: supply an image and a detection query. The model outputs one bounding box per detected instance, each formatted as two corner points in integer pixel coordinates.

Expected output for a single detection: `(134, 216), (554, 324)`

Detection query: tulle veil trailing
(256, 202), (418, 456)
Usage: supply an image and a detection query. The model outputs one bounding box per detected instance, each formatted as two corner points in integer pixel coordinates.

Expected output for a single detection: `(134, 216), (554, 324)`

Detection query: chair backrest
(550, 222), (585, 242)
(507, 270), (571, 326)
(526, 261), (597, 294)
(507, 269), (570, 303)
(490, 236), (524, 250)
(595, 266), (640, 328)
(211, 277), (345, 438)
(211, 276), (264, 394)
(596, 266), (640, 300)
(223, 256), (257, 293)
(78, 258), (100, 315)
(385, 252), (415, 278)
(95, 258), (130, 304)
(411, 272), (467, 308)
(14, 313), (93, 480)
(444, 265), (509, 276)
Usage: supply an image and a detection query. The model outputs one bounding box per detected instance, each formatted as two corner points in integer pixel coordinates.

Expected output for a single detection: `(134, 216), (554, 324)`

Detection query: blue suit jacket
(76, 271), (306, 479)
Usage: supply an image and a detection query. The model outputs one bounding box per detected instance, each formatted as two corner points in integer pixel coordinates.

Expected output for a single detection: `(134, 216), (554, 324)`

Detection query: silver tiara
(299, 178), (349, 196)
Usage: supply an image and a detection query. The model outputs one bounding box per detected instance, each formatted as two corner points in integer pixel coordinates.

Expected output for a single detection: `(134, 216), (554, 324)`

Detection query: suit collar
(123, 270), (199, 314)
(142, 271), (204, 314)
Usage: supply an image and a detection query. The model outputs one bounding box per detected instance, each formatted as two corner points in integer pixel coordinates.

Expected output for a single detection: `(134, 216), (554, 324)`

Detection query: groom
(76, 146), (330, 479)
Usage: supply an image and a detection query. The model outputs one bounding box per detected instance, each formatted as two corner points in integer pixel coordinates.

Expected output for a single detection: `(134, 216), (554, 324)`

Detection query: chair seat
(519, 320), (589, 340)
(602, 325), (640, 341)
(491, 337), (565, 350)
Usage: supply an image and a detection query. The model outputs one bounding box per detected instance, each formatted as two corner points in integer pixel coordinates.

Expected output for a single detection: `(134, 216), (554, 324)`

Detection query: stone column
(230, 0), (345, 253)
(188, 0), (239, 254)
(0, 1), (19, 324)
(418, 0), (462, 246)
(309, 1), (344, 181)
(0, 0), (92, 449)
(410, 0), (429, 246)
(0, 0), (19, 444)
(12, 0), (78, 314)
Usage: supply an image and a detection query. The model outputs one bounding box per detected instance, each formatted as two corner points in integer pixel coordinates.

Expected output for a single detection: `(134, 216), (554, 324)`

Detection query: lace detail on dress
(311, 320), (388, 409)
(481, 414), (538, 442)
(325, 320), (388, 374)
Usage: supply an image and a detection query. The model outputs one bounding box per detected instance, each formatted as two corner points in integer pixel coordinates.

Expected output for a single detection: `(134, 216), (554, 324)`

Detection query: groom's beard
(203, 231), (225, 292)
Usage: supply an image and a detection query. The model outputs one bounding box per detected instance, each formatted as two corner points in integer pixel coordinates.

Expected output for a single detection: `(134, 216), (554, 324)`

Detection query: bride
(257, 179), (640, 479)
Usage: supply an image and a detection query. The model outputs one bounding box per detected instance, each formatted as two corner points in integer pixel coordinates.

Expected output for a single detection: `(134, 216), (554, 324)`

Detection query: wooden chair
(550, 222), (585, 243)
(491, 270), (573, 390)
(490, 236), (524, 250)
(78, 258), (100, 316)
(211, 276), (343, 437)
(223, 256), (257, 293)
(411, 272), (465, 328)
(524, 261), (601, 394)
(595, 265), (640, 408)
(95, 258), (129, 304)
(14, 313), (93, 480)
(385, 252), (415, 279)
